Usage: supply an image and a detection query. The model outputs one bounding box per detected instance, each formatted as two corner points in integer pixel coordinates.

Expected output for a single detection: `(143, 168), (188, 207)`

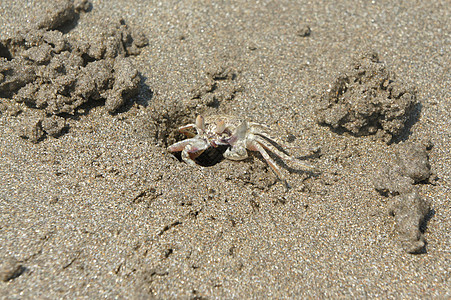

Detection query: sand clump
(0, 0), (148, 142)
(373, 141), (433, 253)
(316, 51), (418, 144)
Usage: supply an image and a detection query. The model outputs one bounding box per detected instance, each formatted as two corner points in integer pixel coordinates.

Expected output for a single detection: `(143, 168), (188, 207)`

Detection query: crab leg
(248, 122), (277, 139)
(178, 124), (197, 137)
(252, 135), (315, 171)
(177, 115), (206, 138)
(247, 139), (285, 180)
(168, 138), (198, 152)
(248, 122), (272, 132)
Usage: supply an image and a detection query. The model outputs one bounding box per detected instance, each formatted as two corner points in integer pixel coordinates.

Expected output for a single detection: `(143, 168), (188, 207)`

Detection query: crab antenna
(196, 115), (205, 133)
(215, 120), (226, 134)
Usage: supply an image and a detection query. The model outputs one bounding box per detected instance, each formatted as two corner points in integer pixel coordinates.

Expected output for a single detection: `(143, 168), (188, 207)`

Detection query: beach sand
(0, 0), (449, 298)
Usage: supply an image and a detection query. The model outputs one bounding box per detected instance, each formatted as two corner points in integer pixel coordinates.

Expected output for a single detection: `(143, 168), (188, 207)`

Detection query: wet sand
(0, 0), (450, 298)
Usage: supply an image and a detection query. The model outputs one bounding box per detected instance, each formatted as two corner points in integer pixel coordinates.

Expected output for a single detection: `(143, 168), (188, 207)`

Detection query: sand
(0, 0), (450, 298)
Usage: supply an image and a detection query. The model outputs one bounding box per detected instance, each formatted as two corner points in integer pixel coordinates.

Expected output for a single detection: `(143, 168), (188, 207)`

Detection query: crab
(167, 115), (315, 184)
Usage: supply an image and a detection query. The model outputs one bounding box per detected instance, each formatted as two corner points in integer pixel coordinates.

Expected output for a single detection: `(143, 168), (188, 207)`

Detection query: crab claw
(227, 120), (248, 146)
(168, 138), (209, 166)
(168, 137), (207, 151)
(167, 138), (194, 152)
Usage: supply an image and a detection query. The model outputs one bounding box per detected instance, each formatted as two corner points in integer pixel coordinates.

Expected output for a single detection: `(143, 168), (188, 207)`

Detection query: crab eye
(215, 120), (226, 134)
(196, 115), (205, 132)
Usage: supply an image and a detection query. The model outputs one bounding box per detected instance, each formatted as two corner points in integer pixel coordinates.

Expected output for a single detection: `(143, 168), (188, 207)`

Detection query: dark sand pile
(1, 0), (449, 298)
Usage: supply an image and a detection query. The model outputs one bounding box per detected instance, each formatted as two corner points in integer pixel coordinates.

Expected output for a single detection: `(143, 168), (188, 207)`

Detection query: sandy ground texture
(0, 0), (450, 298)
